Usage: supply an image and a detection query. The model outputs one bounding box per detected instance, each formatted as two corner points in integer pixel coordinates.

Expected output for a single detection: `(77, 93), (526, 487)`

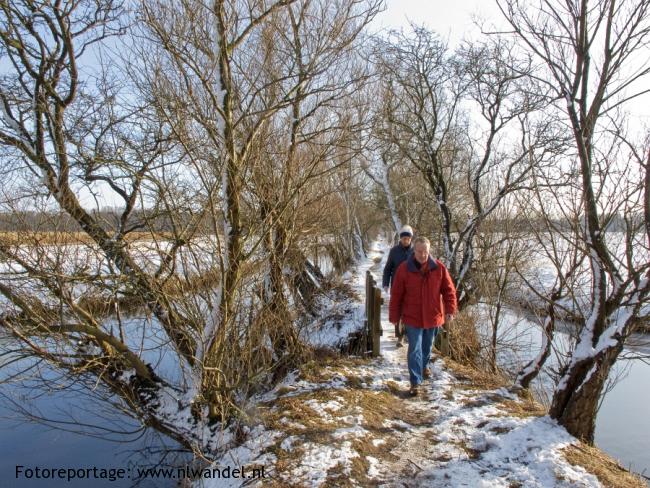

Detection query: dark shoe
(396, 338), (403, 348)
(423, 368), (431, 380)
(408, 385), (419, 397)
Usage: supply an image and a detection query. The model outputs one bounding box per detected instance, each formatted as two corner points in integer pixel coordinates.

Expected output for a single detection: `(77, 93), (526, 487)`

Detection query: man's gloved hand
(445, 314), (455, 323)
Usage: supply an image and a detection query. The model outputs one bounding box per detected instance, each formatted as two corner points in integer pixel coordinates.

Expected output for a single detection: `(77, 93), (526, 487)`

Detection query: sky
(372, 0), (650, 127)
(80, 1), (509, 210)
(373, 0), (505, 45)
(6, 0), (648, 210)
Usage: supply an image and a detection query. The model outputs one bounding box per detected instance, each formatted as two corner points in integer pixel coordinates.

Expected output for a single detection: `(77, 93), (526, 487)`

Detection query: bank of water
(479, 305), (650, 481)
(2, 303), (648, 486)
(596, 355), (650, 479)
(0, 256), (338, 488)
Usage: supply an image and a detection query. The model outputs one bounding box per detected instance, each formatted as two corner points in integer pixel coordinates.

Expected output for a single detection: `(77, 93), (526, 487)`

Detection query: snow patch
(289, 441), (359, 485)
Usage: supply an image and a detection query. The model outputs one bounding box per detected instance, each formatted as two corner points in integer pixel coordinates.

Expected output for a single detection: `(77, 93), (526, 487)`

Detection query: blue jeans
(405, 325), (439, 386)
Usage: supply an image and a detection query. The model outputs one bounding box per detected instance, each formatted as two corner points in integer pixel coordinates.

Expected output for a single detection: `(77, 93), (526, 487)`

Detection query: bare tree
(473, 204), (533, 373)
(370, 27), (549, 307)
(0, 0), (380, 455)
(498, 0), (650, 443)
(363, 82), (407, 237)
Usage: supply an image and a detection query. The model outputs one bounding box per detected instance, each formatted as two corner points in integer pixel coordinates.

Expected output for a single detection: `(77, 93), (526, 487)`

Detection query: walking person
(388, 236), (457, 396)
(382, 225), (414, 347)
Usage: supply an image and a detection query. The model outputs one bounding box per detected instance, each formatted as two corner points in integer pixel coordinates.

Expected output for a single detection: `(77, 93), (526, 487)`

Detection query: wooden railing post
(372, 287), (382, 357)
(364, 271), (383, 358)
(365, 271), (372, 320)
(364, 271), (372, 355)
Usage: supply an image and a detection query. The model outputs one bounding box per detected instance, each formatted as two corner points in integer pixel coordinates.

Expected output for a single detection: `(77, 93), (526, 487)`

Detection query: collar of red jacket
(406, 254), (438, 272)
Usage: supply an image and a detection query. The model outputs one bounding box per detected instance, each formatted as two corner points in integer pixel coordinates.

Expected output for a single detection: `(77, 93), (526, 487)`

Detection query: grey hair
(413, 236), (430, 248)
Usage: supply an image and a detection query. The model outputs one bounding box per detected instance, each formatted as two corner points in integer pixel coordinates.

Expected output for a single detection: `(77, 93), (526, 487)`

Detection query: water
(1, 303), (648, 486)
(0, 318), (186, 488)
(596, 353), (650, 479)
(0, 250), (334, 488)
(0, 386), (181, 488)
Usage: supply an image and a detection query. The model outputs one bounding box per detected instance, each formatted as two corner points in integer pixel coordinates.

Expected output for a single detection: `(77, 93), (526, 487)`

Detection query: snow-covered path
(344, 240), (601, 487)
(195, 239), (638, 488)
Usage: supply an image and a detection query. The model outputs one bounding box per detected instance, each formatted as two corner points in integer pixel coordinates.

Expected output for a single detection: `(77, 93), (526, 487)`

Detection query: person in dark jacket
(383, 224), (414, 347)
(389, 236), (457, 396)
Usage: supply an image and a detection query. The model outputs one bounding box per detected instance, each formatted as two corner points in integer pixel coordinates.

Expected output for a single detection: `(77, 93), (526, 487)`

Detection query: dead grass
(438, 355), (509, 391)
(260, 393), (384, 486)
(297, 357), (371, 383)
(496, 393), (547, 419)
(263, 392), (339, 441)
(63, 267), (223, 318)
(435, 356), (645, 486)
(260, 350), (650, 488)
(444, 309), (482, 364)
(384, 380), (402, 395)
(260, 363), (439, 486)
(456, 440), (483, 460)
(76, 294), (146, 317)
(0, 230), (179, 245)
(311, 346), (341, 362)
(433, 354), (547, 418)
(346, 374), (364, 389)
(562, 443), (647, 488)
(274, 386), (295, 396)
(321, 454), (378, 488)
(261, 348), (648, 488)
(163, 268), (222, 295)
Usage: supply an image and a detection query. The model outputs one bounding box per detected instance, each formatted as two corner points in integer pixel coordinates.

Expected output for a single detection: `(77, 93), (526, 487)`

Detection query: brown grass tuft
(261, 387), (401, 486)
(440, 309), (482, 365)
(296, 357), (370, 383)
(260, 363), (440, 486)
(496, 396), (546, 418)
(311, 346), (341, 362)
(438, 355), (509, 391)
(562, 443), (647, 488)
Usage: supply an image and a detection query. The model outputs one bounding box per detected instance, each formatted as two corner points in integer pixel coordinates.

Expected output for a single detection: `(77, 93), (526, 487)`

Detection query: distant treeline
(0, 210), (217, 234)
(456, 213), (645, 234)
(0, 210), (643, 234)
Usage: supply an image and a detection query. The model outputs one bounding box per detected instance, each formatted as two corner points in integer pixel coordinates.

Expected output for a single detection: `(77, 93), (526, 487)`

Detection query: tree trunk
(514, 284), (563, 390)
(266, 217), (302, 380)
(549, 346), (621, 444)
(491, 302), (500, 373)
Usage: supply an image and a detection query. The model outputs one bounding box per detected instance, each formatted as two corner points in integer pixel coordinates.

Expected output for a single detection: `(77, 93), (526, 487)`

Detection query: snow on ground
(298, 240), (386, 349)
(193, 237), (607, 487)
(396, 360), (599, 487)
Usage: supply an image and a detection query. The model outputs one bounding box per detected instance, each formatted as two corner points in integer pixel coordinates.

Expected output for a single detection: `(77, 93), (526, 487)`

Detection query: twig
(407, 459), (423, 471)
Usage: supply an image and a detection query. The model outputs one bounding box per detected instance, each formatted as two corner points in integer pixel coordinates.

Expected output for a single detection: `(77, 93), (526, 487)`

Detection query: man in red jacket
(389, 236), (457, 396)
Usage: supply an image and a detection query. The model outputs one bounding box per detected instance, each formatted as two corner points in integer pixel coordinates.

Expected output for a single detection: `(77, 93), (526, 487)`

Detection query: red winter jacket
(388, 255), (457, 328)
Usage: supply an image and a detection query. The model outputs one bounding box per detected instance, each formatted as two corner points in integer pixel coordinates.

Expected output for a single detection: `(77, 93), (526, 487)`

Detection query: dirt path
(202, 240), (641, 488)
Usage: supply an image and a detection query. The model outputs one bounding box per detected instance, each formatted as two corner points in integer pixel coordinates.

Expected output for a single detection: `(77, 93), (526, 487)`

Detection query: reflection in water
(2, 304), (648, 485)
(0, 319), (186, 488)
(0, 386), (182, 487)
